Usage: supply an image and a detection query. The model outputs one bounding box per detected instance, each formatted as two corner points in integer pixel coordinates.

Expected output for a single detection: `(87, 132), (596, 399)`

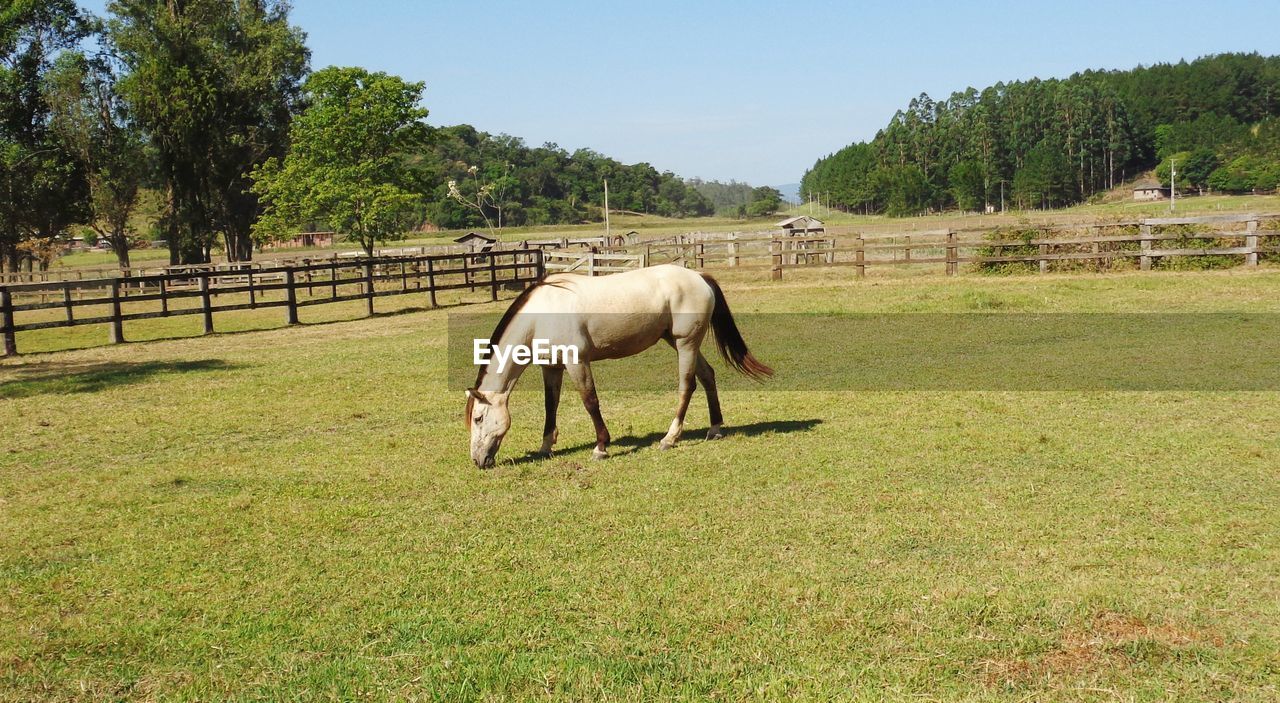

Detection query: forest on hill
(417, 126), (716, 230)
(415, 128), (786, 229)
(800, 53), (1280, 215)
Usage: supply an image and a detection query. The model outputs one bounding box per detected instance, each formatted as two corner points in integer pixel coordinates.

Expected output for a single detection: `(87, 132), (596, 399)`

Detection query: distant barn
(776, 215), (825, 236)
(454, 232), (497, 252)
(1133, 180), (1169, 201)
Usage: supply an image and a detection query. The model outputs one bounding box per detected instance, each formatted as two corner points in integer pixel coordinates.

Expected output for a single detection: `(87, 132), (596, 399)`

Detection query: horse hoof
(706, 430), (724, 441)
(658, 441), (675, 451)
(591, 449), (608, 461)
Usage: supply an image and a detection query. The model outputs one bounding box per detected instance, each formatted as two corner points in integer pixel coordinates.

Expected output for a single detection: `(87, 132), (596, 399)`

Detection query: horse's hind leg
(660, 341), (700, 450)
(540, 365), (564, 456)
(565, 362), (610, 460)
(695, 352), (724, 440)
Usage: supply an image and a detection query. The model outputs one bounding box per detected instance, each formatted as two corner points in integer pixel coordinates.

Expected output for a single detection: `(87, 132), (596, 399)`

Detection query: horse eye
(472, 417), (481, 425)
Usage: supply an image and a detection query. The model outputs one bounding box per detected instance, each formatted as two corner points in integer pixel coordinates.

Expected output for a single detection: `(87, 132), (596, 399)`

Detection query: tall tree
(0, 0), (91, 272)
(251, 66), (428, 256)
(46, 51), (145, 268)
(108, 0), (308, 264)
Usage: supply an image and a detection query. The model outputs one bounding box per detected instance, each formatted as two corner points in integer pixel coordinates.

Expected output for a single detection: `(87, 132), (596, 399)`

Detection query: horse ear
(465, 388), (488, 405)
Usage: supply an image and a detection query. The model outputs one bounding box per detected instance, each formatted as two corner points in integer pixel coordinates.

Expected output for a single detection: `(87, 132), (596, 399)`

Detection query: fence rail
(768, 214), (1280, 279)
(542, 250), (646, 275)
(1, 249), (543, 356)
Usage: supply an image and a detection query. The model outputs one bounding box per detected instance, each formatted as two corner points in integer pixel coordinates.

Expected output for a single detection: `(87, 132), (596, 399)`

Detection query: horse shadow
(509, 418), (823, 465)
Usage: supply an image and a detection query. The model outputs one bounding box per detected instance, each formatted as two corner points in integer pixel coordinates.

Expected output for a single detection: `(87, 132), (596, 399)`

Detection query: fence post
(727, 233), (738, 267)
(489, 254), (498, 299)
(855, 237), (866, 278)
(587, 253), (595, 277)
(945, 230), (958, 275)
(285, 268), (299, 325)
(198, 275), (213, 335)
(770, 239), (783, 280)
(364, 260), (375, 316)
(1038, 243), (1049, 273)
(464, 255), (474, 292)
(247, 269), (256, 308)
(535, 249), (545, 279)
(1139, 223), (1153, 271)
(904, 235), (912, 264)
(1, 287), (16, 356)
(1246, 218), (1259, 267)
(427, 257), (438, 307)
(696, 242), (705, 269)
(63, 284), (74, 323)
(159, 277), (169, 316)
(109, 278), (126, 343)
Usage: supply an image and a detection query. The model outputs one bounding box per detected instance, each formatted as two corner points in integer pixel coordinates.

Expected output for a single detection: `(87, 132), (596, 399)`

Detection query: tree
(252, 66), (428, 256)
(1181, 148), (1219, 192)
(46, 51), (145, 268)
(948, 160), (985, 211)
(1156, 151), (1192, 190)
(746, 186), (783, 217)
(109, 0), (308, 264)
(0, 0), (91, 272)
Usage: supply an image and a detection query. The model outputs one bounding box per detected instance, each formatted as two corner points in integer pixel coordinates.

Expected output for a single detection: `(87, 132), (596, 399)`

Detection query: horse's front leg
(659, 341), (700, 450)
(565, 362), (610, 460)
(540, 365), (564, 456)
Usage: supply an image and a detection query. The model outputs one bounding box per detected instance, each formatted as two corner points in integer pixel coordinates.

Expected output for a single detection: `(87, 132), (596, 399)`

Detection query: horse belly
(583, 315), (667, 361)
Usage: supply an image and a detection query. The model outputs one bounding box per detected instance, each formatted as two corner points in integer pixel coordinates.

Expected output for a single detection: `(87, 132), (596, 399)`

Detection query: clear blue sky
(80, 0), (1280, 186)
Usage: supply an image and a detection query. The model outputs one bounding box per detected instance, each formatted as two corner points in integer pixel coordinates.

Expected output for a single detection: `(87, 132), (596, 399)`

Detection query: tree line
(2, 1), (753, 271)
(800, 53), (1280, 216)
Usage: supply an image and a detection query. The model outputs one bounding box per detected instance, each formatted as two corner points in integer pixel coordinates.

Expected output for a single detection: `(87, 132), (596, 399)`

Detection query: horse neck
(479, 320), (533, 394)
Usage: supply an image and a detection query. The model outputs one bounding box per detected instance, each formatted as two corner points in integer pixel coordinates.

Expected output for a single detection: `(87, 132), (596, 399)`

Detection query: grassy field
(3, 267), (1280, 701)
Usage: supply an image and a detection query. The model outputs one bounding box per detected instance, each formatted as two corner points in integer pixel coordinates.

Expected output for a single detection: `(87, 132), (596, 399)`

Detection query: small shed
(454, 231), (497, 252)
(776, 215), (825, 236)
(1133, 180), (1169, 201)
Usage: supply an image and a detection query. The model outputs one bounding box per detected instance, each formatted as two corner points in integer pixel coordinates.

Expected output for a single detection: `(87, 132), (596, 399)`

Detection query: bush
(1151, 224), (1242, 271)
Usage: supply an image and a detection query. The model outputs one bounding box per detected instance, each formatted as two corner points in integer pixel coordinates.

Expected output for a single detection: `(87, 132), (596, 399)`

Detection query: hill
(801, 53), (1280, 216)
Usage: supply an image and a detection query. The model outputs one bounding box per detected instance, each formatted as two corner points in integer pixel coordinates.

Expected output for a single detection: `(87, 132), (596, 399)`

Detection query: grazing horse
(465, 264), (772, 468)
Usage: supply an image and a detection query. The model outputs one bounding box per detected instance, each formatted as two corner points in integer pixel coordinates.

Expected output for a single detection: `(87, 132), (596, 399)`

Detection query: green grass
(3, 269), (1280, 701)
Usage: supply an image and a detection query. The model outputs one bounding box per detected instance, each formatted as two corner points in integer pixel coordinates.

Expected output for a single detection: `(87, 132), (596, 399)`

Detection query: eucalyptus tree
(46, 52), (145, 268)
(108, 0), (308, 264)
(0, 0), (91, 271)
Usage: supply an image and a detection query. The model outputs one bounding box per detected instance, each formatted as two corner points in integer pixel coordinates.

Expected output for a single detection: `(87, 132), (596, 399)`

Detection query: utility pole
(603, 178), (610, 238)
(1000, 180), (1006, 213)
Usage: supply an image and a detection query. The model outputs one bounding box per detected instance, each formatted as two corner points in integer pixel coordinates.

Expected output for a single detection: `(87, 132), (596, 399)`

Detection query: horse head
(465, 388), (511, 468)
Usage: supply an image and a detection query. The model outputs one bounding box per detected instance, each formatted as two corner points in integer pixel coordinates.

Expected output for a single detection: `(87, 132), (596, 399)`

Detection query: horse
(465, 264), (772, 468)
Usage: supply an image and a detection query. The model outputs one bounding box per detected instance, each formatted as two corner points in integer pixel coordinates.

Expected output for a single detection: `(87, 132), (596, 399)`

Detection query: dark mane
(472, 278), (557, 389)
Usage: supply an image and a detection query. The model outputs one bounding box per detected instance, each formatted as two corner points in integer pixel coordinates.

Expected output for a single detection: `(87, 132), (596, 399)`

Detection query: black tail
(701, 273), (773, 380)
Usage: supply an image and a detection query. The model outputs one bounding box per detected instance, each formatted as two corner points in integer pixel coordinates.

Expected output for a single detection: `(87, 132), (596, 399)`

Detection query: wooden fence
(1, 249), (543, 357)
(769, 213), (1280, 279)
(543, 250), (646, 275)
